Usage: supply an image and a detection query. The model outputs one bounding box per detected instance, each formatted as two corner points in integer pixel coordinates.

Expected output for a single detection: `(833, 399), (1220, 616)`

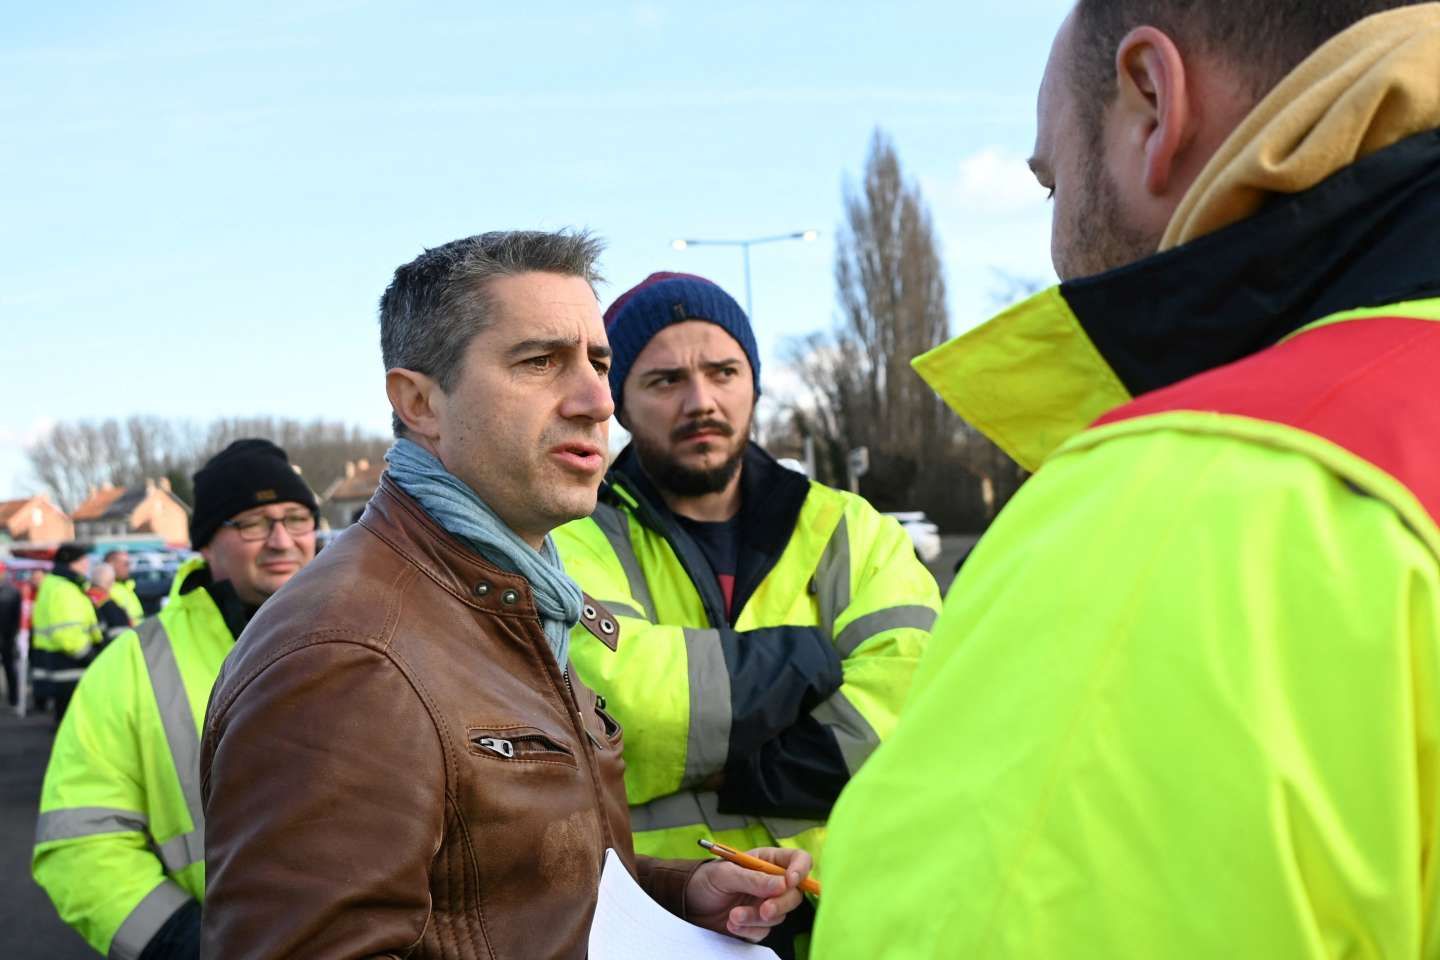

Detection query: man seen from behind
(814, 2), (1440, 956)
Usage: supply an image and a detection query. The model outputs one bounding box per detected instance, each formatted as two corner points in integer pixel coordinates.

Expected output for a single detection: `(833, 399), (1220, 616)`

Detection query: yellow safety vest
(554, 463), (937, 870)
(109, 579), (145, 624)
(33, 558), (235, 957)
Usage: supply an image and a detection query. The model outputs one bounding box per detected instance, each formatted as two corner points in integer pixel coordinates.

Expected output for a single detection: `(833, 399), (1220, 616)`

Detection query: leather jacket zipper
(469, 727), (575, 764)
(564, 668), (603, 750)
(551, 622), (615, 850)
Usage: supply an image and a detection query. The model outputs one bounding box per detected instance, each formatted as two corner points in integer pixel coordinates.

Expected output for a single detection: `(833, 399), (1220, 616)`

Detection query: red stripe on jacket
(1094, 316), (1440, 526)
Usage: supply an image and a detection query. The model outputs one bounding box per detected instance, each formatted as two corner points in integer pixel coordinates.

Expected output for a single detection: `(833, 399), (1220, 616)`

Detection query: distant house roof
(324, 459), (385, 502)
(0, 494), (73, 543)
(73, 482), (190, 524)
(72, 486), (129, 522)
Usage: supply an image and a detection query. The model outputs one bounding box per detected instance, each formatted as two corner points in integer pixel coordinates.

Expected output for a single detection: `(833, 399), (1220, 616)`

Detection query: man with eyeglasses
(34, 438), (318, 960)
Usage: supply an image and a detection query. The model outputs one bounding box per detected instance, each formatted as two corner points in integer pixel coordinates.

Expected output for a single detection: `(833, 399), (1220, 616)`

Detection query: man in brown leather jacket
(200, 230), (812, 959)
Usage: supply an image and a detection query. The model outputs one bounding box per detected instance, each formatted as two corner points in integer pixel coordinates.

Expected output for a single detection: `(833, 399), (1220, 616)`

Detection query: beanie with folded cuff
(602, 272), (761, 416)
(189, 439), (318, 548)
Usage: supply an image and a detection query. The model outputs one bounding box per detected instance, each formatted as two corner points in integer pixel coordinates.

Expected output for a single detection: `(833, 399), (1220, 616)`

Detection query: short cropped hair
(91, 562), (116, 590)
(379, 230), (605, 436)
(1071, 1), (1426, 136)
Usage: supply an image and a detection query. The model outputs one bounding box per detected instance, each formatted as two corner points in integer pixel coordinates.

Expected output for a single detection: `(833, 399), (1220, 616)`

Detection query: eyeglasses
(222, 511), (316, 542)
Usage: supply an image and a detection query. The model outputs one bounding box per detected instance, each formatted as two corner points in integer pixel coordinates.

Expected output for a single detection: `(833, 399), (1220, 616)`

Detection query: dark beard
(1056, 141), (1160, 281)
(633, 418), (748, 497)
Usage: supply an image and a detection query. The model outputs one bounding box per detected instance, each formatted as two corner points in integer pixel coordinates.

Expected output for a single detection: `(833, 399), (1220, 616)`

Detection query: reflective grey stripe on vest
(682, 627), (732, 788)
(595, 599), (645, 620)
(834, 605), (937, 657)
(759, 815), (826, 842)
(108, 880), (191, 960)
(811, 691), (882, 775)
(36, 807), (148, 845)
(813, 516), (851, 633)
(592, 503), (657, 621)
(30, 667), (86, 682)
(32, 620), (90, 637)
(630, 789), (753, 834)
(154, 830), (205, 875)
(137, 618), (205, 873)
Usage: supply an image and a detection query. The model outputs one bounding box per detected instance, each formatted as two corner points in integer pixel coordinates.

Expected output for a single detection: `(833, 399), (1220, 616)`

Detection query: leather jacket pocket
(467, 725), (576, 767)
(593, 695), (623, 745)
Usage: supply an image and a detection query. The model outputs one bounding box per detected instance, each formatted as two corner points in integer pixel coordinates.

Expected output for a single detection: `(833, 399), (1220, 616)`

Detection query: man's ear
(1113, 25), (1192, 197)
(386, 368), (444, 441)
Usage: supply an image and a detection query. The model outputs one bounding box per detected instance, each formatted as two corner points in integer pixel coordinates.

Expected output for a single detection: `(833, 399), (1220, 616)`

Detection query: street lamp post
(670, 229), (819, 319)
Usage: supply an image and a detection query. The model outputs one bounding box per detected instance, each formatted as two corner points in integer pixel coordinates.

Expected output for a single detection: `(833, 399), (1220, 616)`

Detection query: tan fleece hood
(1163, 2), (1440, 248)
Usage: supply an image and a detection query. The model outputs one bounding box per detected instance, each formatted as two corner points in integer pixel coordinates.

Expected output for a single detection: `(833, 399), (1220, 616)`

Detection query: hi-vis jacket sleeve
(33, 634), (186, 957)
(559, 531), (839, 808)
(561, 503), (937, 817)
(812, 429), (1440, 959)
(719, 506), (938, 819)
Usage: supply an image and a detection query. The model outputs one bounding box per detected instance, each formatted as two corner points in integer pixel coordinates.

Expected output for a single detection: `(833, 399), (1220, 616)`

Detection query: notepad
(589, 848), (781, 960)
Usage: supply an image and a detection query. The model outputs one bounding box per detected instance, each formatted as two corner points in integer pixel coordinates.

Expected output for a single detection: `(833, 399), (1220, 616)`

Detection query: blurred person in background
(0, 564), (20, 708)
(33, 439), (318, 960)
(86, 561), (135, 644)
(104, 549), (145, 624)
(30, 542), (101, 724)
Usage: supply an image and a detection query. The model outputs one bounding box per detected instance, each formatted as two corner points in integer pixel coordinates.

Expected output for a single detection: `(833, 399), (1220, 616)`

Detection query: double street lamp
(670, 229), (819, 319)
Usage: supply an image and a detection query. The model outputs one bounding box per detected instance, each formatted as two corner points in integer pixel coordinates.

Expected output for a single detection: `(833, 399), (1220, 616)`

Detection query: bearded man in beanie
(200, 232), (812, 959)
(551, 272), (938, 955)
(33, 439), (317, 960)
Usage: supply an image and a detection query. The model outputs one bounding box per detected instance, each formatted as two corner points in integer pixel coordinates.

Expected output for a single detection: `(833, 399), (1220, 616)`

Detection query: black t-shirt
(675, 514), (742, 620)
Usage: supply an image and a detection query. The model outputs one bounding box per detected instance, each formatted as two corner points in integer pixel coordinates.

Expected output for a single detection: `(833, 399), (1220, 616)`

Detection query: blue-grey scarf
(384, 438), (582, 670)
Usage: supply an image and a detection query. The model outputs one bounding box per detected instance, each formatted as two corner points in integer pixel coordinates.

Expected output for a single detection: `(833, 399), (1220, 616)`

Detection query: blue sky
(1, 1), (1070, 500)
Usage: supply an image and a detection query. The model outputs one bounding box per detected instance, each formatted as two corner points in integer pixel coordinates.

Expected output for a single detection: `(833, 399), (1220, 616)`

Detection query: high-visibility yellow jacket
(34, 558), (234, 957)
(553, 444), (937, 869)
(109, 578), (145, 624)
(31, 572), (100, 662)
(813, 130), (1440, 958)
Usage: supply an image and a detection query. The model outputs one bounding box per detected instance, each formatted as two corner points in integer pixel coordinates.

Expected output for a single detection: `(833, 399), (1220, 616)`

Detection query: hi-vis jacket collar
(915, 128), (1440, 472)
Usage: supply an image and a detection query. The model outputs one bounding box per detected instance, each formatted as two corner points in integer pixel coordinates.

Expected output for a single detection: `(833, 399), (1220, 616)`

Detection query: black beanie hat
(189, 439), (318, 548)
(53, 542), (91, 567)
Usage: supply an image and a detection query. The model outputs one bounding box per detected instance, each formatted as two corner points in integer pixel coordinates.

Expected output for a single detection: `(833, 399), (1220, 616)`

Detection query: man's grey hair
(380, 229), (606, 436)
(91, 562), (116, 591)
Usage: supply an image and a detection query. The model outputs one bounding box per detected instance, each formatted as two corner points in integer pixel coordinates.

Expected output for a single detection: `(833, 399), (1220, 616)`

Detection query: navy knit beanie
(603, 272), (760, 416)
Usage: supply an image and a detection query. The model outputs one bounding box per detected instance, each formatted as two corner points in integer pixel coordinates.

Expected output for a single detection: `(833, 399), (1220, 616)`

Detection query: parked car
(129, 551), (188, 616)
(884, 511), (942, 564)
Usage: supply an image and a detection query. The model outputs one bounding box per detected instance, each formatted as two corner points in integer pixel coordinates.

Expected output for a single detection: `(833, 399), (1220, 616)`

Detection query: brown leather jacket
(200, 476), (701, 959)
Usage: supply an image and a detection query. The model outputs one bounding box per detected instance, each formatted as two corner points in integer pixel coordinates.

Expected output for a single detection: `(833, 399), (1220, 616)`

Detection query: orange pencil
(697, 838), (822, 897)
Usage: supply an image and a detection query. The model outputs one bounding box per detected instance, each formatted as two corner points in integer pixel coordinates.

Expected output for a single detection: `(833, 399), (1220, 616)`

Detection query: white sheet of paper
(589, 848), (781, 960)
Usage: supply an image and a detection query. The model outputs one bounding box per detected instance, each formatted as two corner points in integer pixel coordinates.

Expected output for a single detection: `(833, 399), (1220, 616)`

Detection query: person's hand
(683, 847), (813, 942)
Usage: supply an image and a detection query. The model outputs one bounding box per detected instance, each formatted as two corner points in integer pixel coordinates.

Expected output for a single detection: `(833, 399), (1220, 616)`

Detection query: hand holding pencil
(699, 838), (822, 897)
(682, 840), (816, 942)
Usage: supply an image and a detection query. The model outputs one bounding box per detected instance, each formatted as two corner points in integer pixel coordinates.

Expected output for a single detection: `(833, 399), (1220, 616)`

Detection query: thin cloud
(925, 146), (1050, 219)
